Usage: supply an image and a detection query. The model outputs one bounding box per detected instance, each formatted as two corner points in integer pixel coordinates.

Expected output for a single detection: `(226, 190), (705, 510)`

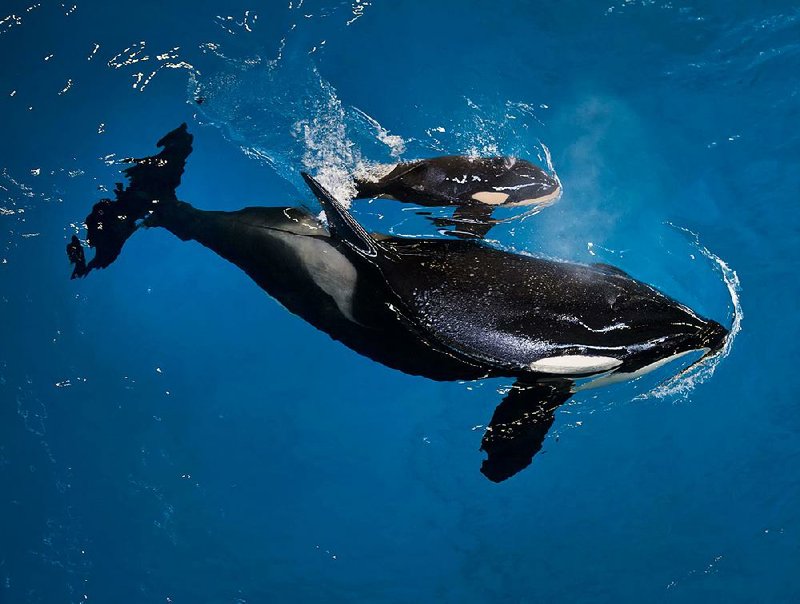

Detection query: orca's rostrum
(68, 125), (730, 482)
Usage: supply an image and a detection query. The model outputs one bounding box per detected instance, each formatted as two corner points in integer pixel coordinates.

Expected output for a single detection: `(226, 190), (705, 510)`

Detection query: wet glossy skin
(354, 156), (563, 239)
(147, 191), (727, 482)
(149, 200), (727, 382)
(68, 125), (729, 482)
(354, 156), (561, 208)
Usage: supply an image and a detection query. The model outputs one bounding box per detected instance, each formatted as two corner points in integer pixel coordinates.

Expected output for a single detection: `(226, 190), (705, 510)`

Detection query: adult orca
(68, 124), (729, 482)
(353, 156), (561, 239)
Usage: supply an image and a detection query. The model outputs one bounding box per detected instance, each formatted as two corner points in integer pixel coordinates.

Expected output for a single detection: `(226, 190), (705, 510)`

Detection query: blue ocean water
(1, 1), (798, 601)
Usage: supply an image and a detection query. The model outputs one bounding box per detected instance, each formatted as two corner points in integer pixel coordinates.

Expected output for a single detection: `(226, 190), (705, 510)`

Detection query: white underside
(505, 185), (563, 207)
(576, 348), (709, 391)
(274, 231), (358, 322)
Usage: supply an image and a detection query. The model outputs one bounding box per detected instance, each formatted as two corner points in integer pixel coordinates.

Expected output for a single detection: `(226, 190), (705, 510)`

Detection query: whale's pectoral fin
(301, 172), (379, 257)
(432, 205), (495, 239)
(480, 379), (572, 482)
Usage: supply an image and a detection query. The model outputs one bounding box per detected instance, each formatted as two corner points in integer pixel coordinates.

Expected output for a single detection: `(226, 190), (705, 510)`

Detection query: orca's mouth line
(500, 185), (563, 208)
(474, 197), (560, 230)
(638, 224), (742, 400)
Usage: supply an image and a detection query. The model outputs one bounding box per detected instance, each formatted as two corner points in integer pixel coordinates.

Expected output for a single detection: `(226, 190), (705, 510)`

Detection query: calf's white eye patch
(471, 191), (509, 205)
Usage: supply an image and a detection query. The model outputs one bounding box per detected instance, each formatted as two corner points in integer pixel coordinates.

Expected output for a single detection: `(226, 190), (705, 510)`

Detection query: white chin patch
(509, 186), (563, 207)
(576, 348), (709, 391)
(529, 355), (622, 375)
(471, 191), (509, 205)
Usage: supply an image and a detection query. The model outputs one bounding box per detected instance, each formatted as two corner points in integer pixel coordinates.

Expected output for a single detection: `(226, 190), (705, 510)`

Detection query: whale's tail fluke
(68, 123), (193, 278)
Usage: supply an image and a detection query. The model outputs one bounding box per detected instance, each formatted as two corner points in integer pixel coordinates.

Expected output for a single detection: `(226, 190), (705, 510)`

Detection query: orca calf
(69, 125), (729, 482)
(354, 156), (561, 239)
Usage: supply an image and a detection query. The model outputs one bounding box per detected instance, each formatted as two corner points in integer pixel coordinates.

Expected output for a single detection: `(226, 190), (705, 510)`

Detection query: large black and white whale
(353, 155), (561, 239)
(68, 124), (729, 482)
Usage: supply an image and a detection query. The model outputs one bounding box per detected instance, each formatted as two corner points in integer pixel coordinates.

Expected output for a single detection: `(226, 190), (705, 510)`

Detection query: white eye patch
(529, 355), (622, 375)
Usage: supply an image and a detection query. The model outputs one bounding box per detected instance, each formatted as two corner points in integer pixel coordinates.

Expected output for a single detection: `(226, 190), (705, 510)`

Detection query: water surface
(1, 1), (799, 602)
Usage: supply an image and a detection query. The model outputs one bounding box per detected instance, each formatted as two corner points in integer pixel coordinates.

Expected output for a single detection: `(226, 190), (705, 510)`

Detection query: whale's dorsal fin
(301, 172), (379, 257)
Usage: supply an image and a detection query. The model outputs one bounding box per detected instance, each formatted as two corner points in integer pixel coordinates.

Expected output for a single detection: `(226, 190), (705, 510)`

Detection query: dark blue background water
(1, 1), (798, 602)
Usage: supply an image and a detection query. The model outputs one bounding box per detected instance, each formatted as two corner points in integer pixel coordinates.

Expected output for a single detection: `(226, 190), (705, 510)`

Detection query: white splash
(352, 107), (406, 158)
(352, 161), (398, 184)
(346, 0), (372, 26)
(638, 224), (742, 400)
(109, 41), (196, 92)
(194, 55), (409, 208)
(541, 141), (562, 194)
(58, 78), (73, 95)
(1, 14), (23, 36)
